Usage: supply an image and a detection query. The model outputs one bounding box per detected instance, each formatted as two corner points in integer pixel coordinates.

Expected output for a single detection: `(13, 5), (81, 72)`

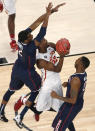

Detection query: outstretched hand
(62, 82), (68, 87)
(46, 2), (53, 15)
(51, 91), (58, 98)
(58, 49), (70, 58)
(52, 3), (66, 12)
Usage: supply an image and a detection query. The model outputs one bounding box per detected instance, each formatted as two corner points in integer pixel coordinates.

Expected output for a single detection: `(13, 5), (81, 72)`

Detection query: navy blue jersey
(16, 26), (46, 70)
(66, 72), (87, 105)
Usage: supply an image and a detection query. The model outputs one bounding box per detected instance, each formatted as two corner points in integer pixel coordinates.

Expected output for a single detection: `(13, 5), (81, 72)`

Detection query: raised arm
(28, 3), (66, 31)
(28, 14), (47, 32)
(34, 3), (53, 46)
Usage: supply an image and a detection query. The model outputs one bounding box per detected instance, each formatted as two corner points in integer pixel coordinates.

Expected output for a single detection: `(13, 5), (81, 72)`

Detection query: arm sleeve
(25, 28), (32, 33)
(35, 27), (47, 42)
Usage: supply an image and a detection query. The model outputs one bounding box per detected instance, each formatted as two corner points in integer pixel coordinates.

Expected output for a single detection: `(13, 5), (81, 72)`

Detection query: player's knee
(25, 100), (32, 107)
(9, 14), (15, 21)
(3, 89), (15, 102)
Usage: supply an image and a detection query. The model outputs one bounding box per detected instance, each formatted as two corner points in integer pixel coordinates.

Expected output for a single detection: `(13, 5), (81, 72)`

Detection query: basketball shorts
(9, 64), (41, 92)
(36, 78), (63, 112)
(2, 0), (16, 15)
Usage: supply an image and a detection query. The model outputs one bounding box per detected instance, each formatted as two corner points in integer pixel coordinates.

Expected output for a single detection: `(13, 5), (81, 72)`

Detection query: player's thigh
(37, 90), (51, 105)
(22, 71), (41, 91)
(3, 0), (16, 15)
(36, 88), (52, 111)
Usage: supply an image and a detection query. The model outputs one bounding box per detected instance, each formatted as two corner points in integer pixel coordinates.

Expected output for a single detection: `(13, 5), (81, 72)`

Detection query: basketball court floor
(0, 0), (95, 130)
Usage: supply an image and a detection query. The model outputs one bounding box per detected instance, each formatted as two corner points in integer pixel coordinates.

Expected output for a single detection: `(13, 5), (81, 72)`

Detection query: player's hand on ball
(64, 49), (70, 55)
(58, 49), (69, 57)
(51, 91), (58, 98)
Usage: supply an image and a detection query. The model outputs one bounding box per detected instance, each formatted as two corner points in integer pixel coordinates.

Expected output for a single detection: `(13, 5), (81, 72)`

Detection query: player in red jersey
(0, 0), (18, 50)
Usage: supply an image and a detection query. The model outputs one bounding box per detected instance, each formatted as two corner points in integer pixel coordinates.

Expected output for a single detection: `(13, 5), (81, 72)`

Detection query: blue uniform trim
(25, 28), (32, 33)
(35, 27), (46, 42)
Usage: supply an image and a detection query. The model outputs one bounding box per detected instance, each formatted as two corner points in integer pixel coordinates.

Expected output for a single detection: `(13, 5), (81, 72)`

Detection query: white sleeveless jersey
(36, 47), (63, 112)
(36, 46), (60, 83)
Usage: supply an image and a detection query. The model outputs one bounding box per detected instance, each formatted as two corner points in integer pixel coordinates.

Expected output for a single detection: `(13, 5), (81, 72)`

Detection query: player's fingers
(48, 2), (53, 9)
(66, 49), (70, 55)
(60, 3), (66, 6)
(51, 91), (56, 97)
(62, 82), (67, 87)
(57, 3), (66, 8)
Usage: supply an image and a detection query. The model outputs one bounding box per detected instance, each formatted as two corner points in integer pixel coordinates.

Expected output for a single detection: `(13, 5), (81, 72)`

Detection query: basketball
(0, 1), (3, 13)
(56, 38), (70, 53)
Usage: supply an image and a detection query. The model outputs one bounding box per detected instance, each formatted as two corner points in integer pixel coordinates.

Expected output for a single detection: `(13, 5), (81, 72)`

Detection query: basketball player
(36, 38), (69, 112)
(51, 56), (90, 131)
(13, 38), (69, 128)
(0, 2), (52, 123)
(0, 2), (65, 124)
(0, 0), (18, 50)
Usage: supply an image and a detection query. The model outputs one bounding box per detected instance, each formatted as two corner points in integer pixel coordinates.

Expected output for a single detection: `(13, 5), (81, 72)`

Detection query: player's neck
(76, 68), (85, 73)
(39, 48), (47, 53)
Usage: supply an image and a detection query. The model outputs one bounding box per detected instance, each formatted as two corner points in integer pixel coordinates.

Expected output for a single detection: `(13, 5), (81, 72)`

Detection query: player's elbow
(71, 98), (77, 104)
(72, 101), (76, 104)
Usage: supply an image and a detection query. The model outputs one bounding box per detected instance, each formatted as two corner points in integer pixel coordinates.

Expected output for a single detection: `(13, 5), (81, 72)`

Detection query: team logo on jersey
(44, 55), (47, 58)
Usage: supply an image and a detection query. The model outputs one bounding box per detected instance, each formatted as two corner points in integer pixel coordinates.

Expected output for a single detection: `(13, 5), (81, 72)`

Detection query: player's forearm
(54, 57), (64, 72)
(29, 8), (55, 31)
(35, 27), (47, 44)
(42, 13), (50, 28)
(34, 11), (51, 46)
(56, 95), (76, 104)
(29, 13), (46, 31)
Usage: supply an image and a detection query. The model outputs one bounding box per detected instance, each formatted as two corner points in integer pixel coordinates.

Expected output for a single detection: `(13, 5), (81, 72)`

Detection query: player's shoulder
(70, 73), (80, 82)
(47, 46), (55, 53)
(47, 43), (56, 50)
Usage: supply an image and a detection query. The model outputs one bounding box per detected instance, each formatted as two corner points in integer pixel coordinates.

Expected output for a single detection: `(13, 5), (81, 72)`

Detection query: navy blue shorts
(9, 63), (41, 92)
(52, 103), (83, 131)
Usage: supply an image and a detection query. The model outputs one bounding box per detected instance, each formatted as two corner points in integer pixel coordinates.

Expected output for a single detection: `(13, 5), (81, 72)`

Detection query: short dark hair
(18, 30), (30, 43)
(81, 56), (90, 69)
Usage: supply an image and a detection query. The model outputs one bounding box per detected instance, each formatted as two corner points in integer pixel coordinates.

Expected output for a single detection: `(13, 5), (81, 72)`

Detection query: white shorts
(36, 78), (63, 112)
(2, 0), (16, 15)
